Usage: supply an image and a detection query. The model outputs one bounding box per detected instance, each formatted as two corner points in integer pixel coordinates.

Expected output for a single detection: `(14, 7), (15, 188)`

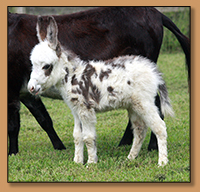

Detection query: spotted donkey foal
(28, 16), (174, 166)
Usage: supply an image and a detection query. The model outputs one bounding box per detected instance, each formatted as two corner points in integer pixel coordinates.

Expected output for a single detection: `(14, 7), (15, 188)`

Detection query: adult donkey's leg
(8, 99), (20, 155)
(20, 93), (66, 150)
(118, 120), (133, 146)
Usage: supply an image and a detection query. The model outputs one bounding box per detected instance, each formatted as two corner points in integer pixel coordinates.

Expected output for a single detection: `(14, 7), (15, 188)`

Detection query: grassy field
(8, 53), (190, 182)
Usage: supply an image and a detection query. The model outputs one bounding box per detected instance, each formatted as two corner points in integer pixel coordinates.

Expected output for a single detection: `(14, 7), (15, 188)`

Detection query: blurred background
(8, 6), (190, 53)
(8, 7), (94, 15)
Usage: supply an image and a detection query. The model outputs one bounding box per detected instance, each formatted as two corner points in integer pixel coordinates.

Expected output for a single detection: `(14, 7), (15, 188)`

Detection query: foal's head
(28, 16), (62, 95)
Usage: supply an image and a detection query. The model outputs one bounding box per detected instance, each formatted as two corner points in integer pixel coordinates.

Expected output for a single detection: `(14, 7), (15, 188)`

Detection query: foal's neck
(62, 50), (85, 75)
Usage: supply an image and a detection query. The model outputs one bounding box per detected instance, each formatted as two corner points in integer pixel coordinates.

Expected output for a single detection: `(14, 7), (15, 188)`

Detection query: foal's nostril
(30, 86), (35, 93)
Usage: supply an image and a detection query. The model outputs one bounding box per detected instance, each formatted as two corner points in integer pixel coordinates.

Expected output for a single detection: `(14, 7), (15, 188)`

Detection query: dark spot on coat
(112, 63), (125, 69)
(72, 65), (101, 108)
(83, 64), (96, 76)
(107, 86), (114, 92)
(79, 80), (87, 99)
(127, 80), (131, 85)
(76, 88), (82, 94)
(72, 89), (77, 94)
(44, 64), (53, 76)
(107, 86), (115, 96)
(56, 43), (62, 58)
(83, 101), (93, 109)
(81, 64), (97, 84)
(72, 88), (82, 94)
(65, 67), (69, 83)
(105, 58), (126, 69)
(90, 85), (101, 103)
(71, 98), (78, 102)
(71, 74), (78, 85)
(99, 69), (112, 81)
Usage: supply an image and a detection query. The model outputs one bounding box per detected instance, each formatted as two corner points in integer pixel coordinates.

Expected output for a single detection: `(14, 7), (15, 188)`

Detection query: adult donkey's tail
(161, 12), (190, 82)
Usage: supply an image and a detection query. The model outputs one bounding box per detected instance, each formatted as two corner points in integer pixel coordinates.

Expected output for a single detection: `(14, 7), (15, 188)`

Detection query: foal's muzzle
(27, 79), (42, 95)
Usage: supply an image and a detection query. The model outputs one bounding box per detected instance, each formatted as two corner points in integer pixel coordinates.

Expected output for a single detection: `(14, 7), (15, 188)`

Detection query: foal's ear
(46, 16), (61, 57)
(36, 16), (61, 57)
(46, 17), (59, 49)
(36, 16), (46, 42)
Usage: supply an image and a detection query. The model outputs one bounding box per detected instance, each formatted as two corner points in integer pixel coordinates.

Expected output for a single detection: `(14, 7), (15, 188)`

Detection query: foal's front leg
(79, 109), (98, 164)
(73, 114), (84, 164)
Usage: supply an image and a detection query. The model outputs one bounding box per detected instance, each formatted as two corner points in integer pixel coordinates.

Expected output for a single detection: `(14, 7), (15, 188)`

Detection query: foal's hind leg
(127, 110), (147, 160)
(136, 104), (168, 166)
(119, 93), (163, 152)
(146, 113), (168, 166)
(148, 94), (164, 151)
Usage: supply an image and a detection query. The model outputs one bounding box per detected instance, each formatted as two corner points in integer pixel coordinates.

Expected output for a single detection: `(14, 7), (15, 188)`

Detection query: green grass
(8, 53), (190, 182)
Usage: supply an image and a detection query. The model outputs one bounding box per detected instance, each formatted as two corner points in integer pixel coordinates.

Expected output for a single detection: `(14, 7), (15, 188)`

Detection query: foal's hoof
(127, 153), (137, 161)
(74, 156), (84, 164)
(158, 158), (168, 167)
(87, 156), (98, 164)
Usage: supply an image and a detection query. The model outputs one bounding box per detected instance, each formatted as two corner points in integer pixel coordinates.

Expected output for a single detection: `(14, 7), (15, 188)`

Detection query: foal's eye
(42, 64), (51, 70)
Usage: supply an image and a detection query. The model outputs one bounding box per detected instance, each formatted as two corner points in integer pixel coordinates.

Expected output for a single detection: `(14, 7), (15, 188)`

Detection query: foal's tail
(158, 83), (174, 117)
